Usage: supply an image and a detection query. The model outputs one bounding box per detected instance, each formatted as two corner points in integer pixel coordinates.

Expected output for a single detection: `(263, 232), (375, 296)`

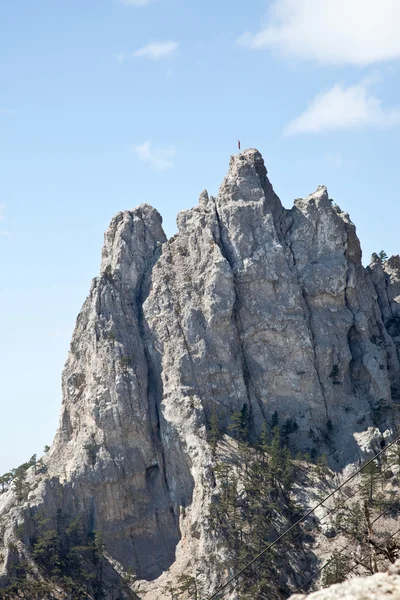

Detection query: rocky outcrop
(1, 149), (400, 598)
(143, 150), (399, 466)
(49, 205), (184, 581)
(290, 560), (400, 600)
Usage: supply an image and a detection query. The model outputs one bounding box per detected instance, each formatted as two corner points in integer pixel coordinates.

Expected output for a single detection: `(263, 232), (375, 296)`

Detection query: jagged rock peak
(303, 184), (329, 203)
(222, 148), (268, 195)
(216, 148), (283, 215)
(386, 254), (400, 276)
(100, 203), (166, 287)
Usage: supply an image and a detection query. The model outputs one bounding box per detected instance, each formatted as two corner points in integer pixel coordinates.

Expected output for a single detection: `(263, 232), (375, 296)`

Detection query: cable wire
(204, 434), (400, 600)
(331, 522), (400, 585)
(283, 456), (399, 551)
(234, 455), (400, 596)
(294, 503), (400, 593)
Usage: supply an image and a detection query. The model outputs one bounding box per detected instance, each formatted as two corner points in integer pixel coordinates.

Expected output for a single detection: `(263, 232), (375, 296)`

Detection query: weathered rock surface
(290, 561), (400, 600)
(1, 149), (400, 598)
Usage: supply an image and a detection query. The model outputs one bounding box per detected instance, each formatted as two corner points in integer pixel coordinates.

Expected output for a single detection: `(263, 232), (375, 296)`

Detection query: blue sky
(1, 0), (400, 474)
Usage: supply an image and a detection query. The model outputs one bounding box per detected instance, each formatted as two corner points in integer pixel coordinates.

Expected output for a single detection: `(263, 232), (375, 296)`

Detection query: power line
(249, 455), (400, 593)
(294, 504), (400, 593)
(334, 523), (400, 584)
(235, 460), (400, 597)
(291, 457), (399, 538)
(232, 455), (399, 591)
(205, 434), (400, 600)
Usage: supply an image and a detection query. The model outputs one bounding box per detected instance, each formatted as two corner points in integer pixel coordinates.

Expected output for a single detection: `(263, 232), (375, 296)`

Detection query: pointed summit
(217, 148), (282, 218)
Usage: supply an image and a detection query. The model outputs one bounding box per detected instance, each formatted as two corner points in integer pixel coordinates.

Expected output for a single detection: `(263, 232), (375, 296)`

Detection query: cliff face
(1, 149), (400, 597)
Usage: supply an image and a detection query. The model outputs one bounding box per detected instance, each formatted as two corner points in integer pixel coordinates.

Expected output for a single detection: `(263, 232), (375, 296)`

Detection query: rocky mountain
(1, 148), (400, 599)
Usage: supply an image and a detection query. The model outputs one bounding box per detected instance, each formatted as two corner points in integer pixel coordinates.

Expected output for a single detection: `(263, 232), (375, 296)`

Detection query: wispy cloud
(133, 41), (179, 60)
(285, 80), (400, 135)
(132, 141), (176, 170)
(120, 0), (156, 6)
(239, 0), (400, 66)
(0, 204), (6, 222)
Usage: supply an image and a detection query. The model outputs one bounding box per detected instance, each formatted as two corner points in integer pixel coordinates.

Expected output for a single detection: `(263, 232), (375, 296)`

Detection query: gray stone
(289, 569), (400, 599)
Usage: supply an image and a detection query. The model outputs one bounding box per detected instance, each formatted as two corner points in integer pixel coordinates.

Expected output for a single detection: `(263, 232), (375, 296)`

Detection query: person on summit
(238, 140), (241, 151)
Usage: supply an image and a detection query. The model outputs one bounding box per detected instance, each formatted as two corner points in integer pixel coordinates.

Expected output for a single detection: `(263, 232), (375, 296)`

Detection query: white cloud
(0, 204), (6, 222)
(133, 41), (179, 60)
(239, 0), (400, 66)
(133, 141), (176, 170)
(285, 80), (400, 135)
(120, 0), (155, 6)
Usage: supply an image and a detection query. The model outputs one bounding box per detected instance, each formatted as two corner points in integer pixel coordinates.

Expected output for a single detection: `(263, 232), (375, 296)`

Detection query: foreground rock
(290, 562), (400, 600)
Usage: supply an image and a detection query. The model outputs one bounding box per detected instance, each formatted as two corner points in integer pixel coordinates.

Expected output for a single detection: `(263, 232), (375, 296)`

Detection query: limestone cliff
(1, 149), (399, 599)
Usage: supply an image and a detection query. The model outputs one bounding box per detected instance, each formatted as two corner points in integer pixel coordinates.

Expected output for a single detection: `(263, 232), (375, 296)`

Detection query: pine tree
(29, 454), (37, 475)
(228, 405), (249, 442)
(258, 422), (269, 453)
(176, 574), (198, 599)
(281, 446), (293, 491)
(0, 472), (12, 493)
(342, 501), (365, 540)
(322, 550), (349, 586)
(269, 426), (284, 488)
(281, 418), (299, 447)
(378, 250), (388, 261)
(11, 464), (30, 502)
(32, 528), (62, 575)
(361, 459), (379, 503)
(316, 454), (329, 478)
(208, 421), (297, 599)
